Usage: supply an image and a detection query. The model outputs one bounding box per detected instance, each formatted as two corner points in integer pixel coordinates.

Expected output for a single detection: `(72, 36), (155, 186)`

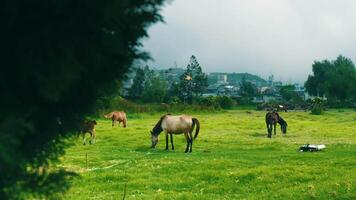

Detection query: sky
(142, 0), (356, 83)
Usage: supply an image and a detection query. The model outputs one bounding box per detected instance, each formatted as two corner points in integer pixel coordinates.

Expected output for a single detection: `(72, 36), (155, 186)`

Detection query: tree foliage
(142, 68), (168, 103)
(175, 55), (208, 103)
(305, 55), (356, 102)
(279, 85), (303, 103)
(128, 67), (146, 99)
(0, 0), (165, 198)
(239, 76), (258, 98)
(128, 65), (168, 103)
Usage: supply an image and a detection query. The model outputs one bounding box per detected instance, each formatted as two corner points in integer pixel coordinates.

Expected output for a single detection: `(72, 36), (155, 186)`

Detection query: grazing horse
(150, 114), (200, 153)
(104, 111), (127, 128)
(265, 111), (287, 138)
(80, 120), (97, 145)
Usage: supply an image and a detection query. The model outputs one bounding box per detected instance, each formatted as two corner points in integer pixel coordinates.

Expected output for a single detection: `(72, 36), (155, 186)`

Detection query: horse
(150, 114), (200, 153)
(79, 120), (97, 145)
(104, 111), (127, 128)
(265, 111), (287, 138)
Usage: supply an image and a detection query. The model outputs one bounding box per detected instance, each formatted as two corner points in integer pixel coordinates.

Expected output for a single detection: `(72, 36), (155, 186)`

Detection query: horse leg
(92, 130), (96, 144)
(184, 133), (190, 153)
(112, 119), (115, 127)
(267, 124), (272, 138)
(123, 119), (127, 128)
(189, 131), (193, 152)
(89, 132), (92, 145)
(82, 133), (86, 145)
(170, 134), (174, 150)
(165, 133), (169, 150)
(273, 123), (277, 135)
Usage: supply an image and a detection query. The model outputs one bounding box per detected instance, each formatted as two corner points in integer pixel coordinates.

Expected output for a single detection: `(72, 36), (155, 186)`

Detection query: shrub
(197, 96), (220, 109)
(311, 97), (325, 115)
(216, 96), (235, 109)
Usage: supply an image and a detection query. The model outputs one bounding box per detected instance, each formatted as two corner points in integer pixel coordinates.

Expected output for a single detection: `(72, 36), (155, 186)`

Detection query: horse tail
(192, 118), (200, 139)
(122, 112), (127, 128)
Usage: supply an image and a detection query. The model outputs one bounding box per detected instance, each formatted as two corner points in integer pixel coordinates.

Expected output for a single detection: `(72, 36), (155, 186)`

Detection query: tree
(305, 60), (332, 97)
(142, 74), (168, 103)
(239, 76), (258, 98)
(279, 85), (302, 102)
(0, 0), (165, 199)
(177, 55), (208, 103)
(305, 55), (356, 102)
(128, 67), (145, 99)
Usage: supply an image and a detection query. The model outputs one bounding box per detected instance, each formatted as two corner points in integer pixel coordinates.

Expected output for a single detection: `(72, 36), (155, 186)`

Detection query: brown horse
(79, 120), (97, 145)
(104, 111), (127, 128)
(150, 114), (200, 153)
(265, 111), (287, 138)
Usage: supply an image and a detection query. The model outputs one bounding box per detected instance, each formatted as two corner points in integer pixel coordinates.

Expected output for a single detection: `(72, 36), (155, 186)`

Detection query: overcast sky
(142, 0), (356, 83)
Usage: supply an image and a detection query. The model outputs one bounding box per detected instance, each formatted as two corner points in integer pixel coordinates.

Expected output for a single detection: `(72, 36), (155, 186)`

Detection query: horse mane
(152, 114), (168, 135)
(278, 116), (287, 126)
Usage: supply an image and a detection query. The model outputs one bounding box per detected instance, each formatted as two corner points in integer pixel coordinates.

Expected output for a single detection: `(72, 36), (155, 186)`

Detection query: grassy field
(58, 109), (356, 199)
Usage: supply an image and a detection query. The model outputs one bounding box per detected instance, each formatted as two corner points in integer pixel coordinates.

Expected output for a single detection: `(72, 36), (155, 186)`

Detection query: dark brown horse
(79, 120), (97, 145)
(104, 111), (127, 128)
(265, 111), (287, 138)
(150, 114), (200, 153)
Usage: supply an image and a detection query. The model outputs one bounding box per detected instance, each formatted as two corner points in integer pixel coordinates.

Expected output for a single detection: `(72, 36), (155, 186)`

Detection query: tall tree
(279, 84), (302, 102)
(0, 0), (165, 199)
(239, 76), (257, 98)
(177, 55), (208, 103)
(142, 74), (168, 103)
(128, 67), (146, 99)
(305, 55), (356, 101)
(305, 60), (332, 97)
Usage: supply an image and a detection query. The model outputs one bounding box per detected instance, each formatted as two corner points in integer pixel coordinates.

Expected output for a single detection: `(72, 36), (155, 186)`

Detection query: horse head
(150, 131), (159, 148)
(279, 118), (287, 134)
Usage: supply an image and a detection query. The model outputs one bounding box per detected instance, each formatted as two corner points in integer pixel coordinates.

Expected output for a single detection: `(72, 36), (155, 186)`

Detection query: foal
(80, 120), (97, 145)
(104, 111), (127, 128)
(265, 111), (287, 138)
(150, 114), (200, 153)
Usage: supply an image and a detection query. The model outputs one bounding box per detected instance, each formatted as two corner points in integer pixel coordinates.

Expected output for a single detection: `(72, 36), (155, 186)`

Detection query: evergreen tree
(0, 0), (165, 198)
(177, 55), (208, 103)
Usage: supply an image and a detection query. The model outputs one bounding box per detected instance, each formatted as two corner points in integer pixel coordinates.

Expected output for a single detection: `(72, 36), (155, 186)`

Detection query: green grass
(58, 109), (356, 199)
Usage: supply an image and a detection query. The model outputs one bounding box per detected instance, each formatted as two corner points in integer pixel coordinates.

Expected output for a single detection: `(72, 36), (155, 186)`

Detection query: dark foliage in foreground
(0, 0), (165, 198)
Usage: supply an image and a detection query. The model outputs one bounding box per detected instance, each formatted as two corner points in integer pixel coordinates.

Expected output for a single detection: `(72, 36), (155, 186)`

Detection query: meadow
(58, 109), (356, 199)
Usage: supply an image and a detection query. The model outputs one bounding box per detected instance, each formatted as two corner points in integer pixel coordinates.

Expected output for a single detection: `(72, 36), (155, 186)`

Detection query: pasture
(59, 109), (356, 199)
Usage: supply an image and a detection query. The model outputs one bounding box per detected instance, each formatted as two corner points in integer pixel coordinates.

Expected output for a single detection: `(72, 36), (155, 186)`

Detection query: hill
(208, 72), (267, 86)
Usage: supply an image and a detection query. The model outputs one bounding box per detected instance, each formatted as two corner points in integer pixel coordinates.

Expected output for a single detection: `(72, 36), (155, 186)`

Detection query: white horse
(150, 114), (200, 153)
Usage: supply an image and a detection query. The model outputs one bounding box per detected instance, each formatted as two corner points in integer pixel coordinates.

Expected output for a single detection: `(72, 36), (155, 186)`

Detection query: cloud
(142, 0), (356, 83)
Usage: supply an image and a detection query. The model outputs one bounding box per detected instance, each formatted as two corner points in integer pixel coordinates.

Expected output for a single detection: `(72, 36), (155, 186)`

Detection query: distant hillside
(208, 72), (267, 86)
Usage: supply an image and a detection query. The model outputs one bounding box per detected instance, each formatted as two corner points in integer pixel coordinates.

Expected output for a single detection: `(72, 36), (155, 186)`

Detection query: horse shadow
(134, 146), (151, 152)
(251, 132), (267, 138)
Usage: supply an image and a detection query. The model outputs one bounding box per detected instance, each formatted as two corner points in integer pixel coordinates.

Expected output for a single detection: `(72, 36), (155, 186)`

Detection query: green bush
(197, 95), (235, 109)
(197, 96), (220, 109)
(216, 96), (235, 109)
(311, 97), (325, 115)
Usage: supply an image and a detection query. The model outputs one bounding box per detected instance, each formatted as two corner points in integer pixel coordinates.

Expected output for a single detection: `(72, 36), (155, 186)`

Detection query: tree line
(128, 55), (209, 104)
(305, 55), (356, 104)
